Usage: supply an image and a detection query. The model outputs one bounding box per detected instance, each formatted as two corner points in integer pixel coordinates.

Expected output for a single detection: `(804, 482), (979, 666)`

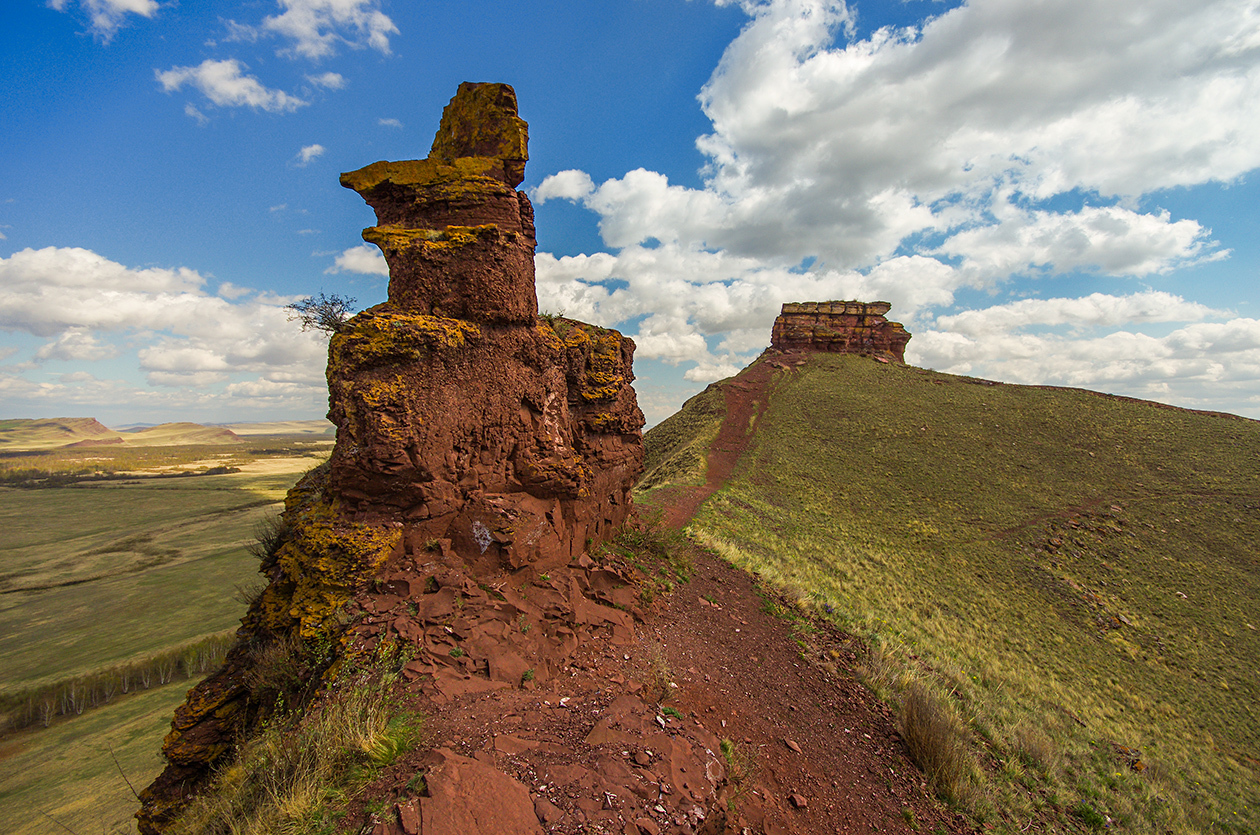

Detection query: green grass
(638, 382), (725, 491)
(645, 353), (1260, 834)
(170, 658), (424, 835)
(0, 456), (323, 694)
(0, 678), (197, 835)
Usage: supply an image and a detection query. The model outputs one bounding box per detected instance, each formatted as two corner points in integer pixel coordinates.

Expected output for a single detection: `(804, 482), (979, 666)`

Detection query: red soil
(661, 357), (782, 530)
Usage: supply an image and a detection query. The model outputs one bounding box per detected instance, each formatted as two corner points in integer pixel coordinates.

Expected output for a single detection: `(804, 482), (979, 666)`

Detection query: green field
(0, 441), (327, 832)
(0, 453), (325, 694)
(643, 353), (1260, 834)
(0, 679), (197, 835)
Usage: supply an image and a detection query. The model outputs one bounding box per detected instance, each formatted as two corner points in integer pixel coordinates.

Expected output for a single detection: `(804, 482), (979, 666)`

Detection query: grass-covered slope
(645, 353), (1259, 834)
(640, 382), (726, 490)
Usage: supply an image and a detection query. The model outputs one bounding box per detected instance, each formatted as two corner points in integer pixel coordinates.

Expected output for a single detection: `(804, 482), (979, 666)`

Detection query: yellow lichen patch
(266, 468), (400, 639)
(345, 379), (415, 447)
(559, 322), (590, 350)
(329, 305), (481, 374)
(340, 157), (501, 192)
(357, 379), (409, 411)
(550, 319), (628, 402)
(363, 223), (505, 253)
(430, 82), (528, 164)
(535, 321), (565, 353)
(581, 329), (628, 402)
(586, 412), (618, 433)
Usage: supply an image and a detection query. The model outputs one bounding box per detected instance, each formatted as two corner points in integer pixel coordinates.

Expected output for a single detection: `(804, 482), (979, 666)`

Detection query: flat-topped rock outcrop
(770, 300), (910, 362)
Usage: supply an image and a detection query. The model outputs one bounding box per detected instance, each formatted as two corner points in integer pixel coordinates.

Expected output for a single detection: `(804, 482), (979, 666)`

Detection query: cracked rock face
(770, 300), (911, 362)
(137, 83), (651, 834)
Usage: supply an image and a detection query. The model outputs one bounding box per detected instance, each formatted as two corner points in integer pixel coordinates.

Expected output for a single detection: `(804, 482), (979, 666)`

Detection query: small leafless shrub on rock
(285, 292), (357, 336)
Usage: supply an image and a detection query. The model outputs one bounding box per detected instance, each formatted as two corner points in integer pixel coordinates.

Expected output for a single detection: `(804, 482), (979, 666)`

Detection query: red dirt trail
(661, 358), (782, 530)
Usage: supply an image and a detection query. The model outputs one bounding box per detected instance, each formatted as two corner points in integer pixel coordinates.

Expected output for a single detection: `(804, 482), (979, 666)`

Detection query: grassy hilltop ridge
(642, 353), (1260, 834)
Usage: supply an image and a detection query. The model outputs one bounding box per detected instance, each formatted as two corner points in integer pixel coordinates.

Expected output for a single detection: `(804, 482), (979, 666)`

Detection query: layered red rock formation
(139, 84), (733, 835)
(327, 82), (642, 571)
(770, 300), (911, 361)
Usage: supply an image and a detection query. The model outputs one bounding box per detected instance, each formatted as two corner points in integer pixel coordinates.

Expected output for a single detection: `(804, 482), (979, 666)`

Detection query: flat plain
(0, 437), (327, 833)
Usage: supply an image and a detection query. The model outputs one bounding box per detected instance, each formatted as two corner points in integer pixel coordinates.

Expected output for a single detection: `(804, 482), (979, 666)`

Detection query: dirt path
(358, 540), (973, 835)
(654, 549), (973, 835)
(662, 358), (781, 529)
(651, 353), (974, 834)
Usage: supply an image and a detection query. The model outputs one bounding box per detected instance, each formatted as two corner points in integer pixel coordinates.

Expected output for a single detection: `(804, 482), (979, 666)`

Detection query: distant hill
(118, 422), (242, 446)
(218, 419), (335, 437)
(642, 351), (1260, 831)
(0, 418), (242, 451)
(0, 418), (340, 452)
(0, 417), (122, 451)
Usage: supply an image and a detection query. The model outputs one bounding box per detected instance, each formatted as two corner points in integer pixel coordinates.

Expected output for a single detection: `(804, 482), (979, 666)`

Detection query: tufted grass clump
(171, 667), (423, 835)
(899, 681), (973, 802)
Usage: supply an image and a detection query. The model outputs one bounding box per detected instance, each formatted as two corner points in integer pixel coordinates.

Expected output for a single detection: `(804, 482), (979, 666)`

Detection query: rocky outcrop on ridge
(137, 84), (737, 835)
(770, 301), (910, 362)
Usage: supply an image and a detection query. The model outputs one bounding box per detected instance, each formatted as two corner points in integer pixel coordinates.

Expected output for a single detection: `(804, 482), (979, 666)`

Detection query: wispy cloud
(378, 117), (402, 128)
(294, 143), (326, 166)
(47, 0), (158, 41)
(262, 0), (399, 60)
(307, 71), (346, 90)
(183, 102), (209, 125)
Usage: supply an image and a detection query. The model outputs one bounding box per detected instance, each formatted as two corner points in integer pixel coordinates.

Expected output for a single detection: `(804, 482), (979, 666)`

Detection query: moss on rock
(329, 304), (482, 375)
(260, 466), (401, 639)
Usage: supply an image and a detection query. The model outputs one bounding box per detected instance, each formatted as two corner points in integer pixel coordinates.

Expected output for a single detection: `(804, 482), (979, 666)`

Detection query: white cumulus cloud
(531, 0), (1260, 409)
(909, 316), (1260, 413)
(534, 170), (595, 203)
(33, 328), (118, 362)
(0, 246), (328, 406)
(933, 292), (1225, 337)
(156, 59), (308, 113)
(325, 244), (388, 276)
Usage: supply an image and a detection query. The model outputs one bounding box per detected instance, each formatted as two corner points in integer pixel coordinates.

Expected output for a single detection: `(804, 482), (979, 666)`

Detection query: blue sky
(2, 0), (1258, 427)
